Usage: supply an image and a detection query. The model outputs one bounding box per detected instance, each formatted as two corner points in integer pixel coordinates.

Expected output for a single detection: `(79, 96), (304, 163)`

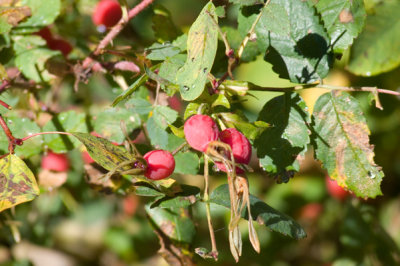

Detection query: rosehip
(41, 151), (70, 172)
(144, 150), (175, 180)
(47, 39), (73, 57)
(219, 128), (252, 164)
(92, 0), (122, 28)
(35, 27), (53, 42)
(214, 162), (245, 174)
(82, 150), (95, 164)
(325, 174), (348, 201)
(184, 114), (219, 152)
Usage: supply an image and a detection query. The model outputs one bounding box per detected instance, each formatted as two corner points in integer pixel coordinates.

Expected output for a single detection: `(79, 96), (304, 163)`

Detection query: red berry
(41, 151), (70, 172)
(219, 128), (252, 164)
(82, 151), (95, 164)
(298, 203), (323, 220)
(325, 174), (348, 201)
(144, 150), (175, 180)
(35, 27), (53, 42)
(168, 95), (183, 112)
(47, 39), (72, 57)
(92, 0), (122, 27)
(184, 114), (219, 152)
(214, 162), (245, 174)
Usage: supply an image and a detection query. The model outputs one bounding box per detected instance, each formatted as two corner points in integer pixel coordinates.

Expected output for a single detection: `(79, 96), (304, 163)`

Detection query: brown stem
(0, 114), (20, 154)
(82, 0), (155, 69)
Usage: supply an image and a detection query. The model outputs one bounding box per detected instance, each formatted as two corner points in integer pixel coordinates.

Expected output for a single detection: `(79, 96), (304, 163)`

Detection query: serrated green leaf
(125, 98), (153, 116)
(244, 0), (332, 83)
(255, 93), (310, 182)
(93, 108), (141, 144)
(0, 154), (39, 212)
(0, 115), (42, 158)
(218, 112), (267, 140)
(176, 2), (218, 101)
(315, 0), (366, 53)
(347, 1), (400, 76)
(16, 0), (61, 30)
(174, 151), (199, 175)
(145, 204), (196, 243)
(158, 54), (186, 83)
(112, 74), (148, 106)
(43, 111), (88, 153)
(71, 132), (135, 172)
(210, 184), (306, 239)
(146, 116), (185, 151)
(152, 5), (181, 42)
(312, 91), (383, 198)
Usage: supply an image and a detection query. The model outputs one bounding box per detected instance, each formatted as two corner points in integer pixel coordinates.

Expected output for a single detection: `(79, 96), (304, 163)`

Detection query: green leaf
(210, 94), (230, 109)
(125, 98), (153, 116)
(112, 74), (148, 106)
(242, 0), (332, 83)
(158, 54), (186, 83)
(315, 0), (366, 53)
(15, 48), (60, 82)
(12, 35), (46, 54)
(146, 42), (181, 61)
(93, 108), (141, 144)
(312, 91), (384, 198)
(146, 116), (185, 151)
(175, 2), (218, 101)
(0, 115), (42, 158)
(0, 154), (39, 212)
(152, 5), (181, 42)
(71, 132), (135, 171)
(0, 16), (12, 34)
(152, 106), (178, 129)
(255, 93), (310, 183)
(218, 112), (268, 140)
(347, 1), (400, 76)
(16, 0), (61, 30)
(229, 0), (263, 6)
(184, 102), (201, 120)
(145, 204), (196, 243)
(210, 184), (306, 239)
(43, 111), (88, 153)
(174, 151), (199, 175)
(152, 185), (201, 209)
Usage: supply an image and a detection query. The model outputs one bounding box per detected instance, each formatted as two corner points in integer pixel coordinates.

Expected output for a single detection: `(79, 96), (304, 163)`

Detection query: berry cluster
(184, 114), (252, 173)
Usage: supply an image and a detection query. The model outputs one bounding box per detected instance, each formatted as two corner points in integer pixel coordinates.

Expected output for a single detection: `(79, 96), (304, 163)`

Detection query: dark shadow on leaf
(51, 115), (74, 150)
(295, 33), (328, 59)
(241, 4), (263, 17)
(264, 45), (290, 81)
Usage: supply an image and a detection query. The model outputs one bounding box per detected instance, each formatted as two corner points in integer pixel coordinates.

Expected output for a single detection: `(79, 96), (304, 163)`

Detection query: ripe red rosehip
(35, 27), (53, 42)
(219, 128), (252, 164)
(92, 0), (122, 27)
(41, 151), (70, 172)
(82, 150), (95, 164)
(214, 162), (245, 174)
(184, 114), (219, 152)
(144, 150), (175, 180)
(325, 174), (348, 201)
(47, 39), (73, 57)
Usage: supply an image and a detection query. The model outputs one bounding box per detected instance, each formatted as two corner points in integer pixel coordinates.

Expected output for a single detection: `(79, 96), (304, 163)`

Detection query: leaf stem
(21, 131), (72, 142)
(203, 154), (218, 260)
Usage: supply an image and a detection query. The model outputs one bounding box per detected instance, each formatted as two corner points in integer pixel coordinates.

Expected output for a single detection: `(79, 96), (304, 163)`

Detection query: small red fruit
(35, 27), (53, 42)
(219, 128), (252, 164)
(82, 151), (95, 164)
(47, 39), (73, 57)
(41, 151), (70, 172)
(325, 174), (348, 201)
(184, 114), (219, 152)
(144, 150), (175, 180)
(92, 0), (122, 28)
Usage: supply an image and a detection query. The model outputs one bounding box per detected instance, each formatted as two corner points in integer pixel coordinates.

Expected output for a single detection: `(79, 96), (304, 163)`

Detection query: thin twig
(82, 0), (155, 69)
(21, 131), (73, 142)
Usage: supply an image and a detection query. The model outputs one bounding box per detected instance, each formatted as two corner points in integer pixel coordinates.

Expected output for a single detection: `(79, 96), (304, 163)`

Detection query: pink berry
(144, 150), (175, 180)
(184, 114), (219, 152)
(325, 174), (348, 201)
(41, 151), (70, 172)
(92, 0), (122, 27)
(219, 128), (252, 164)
